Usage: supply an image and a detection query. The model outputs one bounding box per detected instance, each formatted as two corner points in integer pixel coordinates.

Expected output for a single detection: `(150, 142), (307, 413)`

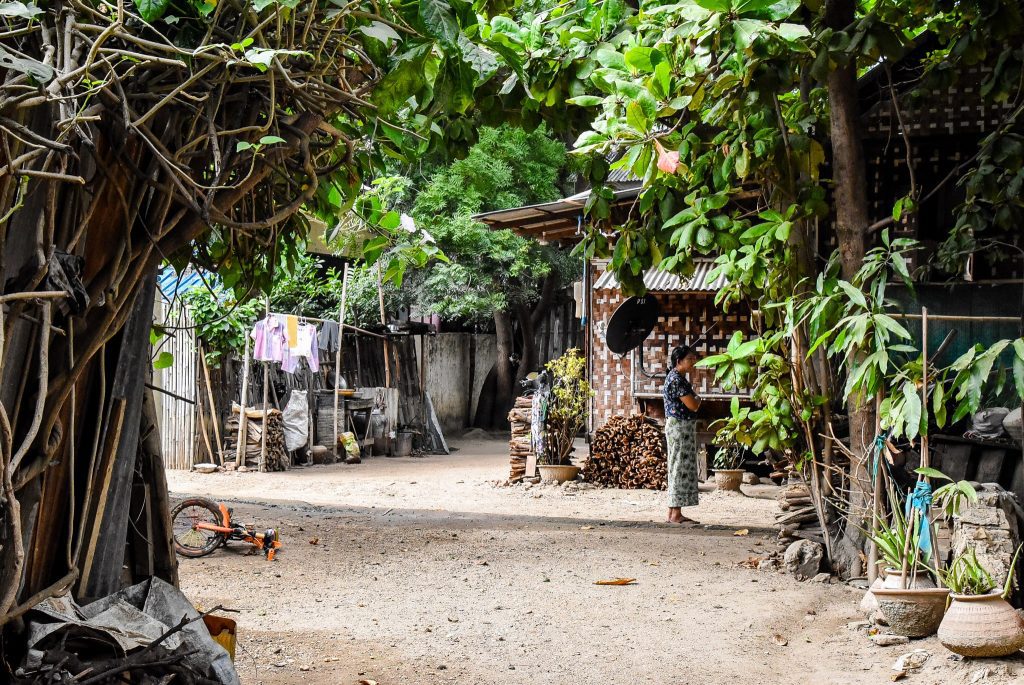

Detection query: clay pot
(872, 587), (950, 637)
(861, 569), (936, 618)
(938, 593), (1024, 657)
(713, 469), (744, 492)
(538, 464), (580, 484)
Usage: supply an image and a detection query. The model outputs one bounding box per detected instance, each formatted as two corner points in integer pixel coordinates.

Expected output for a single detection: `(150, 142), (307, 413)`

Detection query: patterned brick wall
(590, 282), (753, 430)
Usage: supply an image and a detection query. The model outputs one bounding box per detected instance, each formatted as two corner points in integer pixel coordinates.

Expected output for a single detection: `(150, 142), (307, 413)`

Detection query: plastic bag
(340, 431), (360, 458)
(282, 390), (308, 451)
(971, 407), (1008, 440)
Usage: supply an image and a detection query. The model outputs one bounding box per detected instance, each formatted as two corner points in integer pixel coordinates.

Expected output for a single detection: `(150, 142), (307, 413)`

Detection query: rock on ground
(784, 540), (824, 580)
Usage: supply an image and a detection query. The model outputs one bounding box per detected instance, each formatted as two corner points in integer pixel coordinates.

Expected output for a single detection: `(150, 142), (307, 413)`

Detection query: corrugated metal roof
(158, 266), (204, 297)
(593, 260), (726, 293)
(472, 185), (641, 241)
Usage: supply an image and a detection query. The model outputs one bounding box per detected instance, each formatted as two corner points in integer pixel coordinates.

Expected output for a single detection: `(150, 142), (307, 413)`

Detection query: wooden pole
(260, 298), (270, 472)
(377, 263), (391, 387)
(200, 344), (223, 464)
(334, 263), (350, 459)
(920, 306), (930, 471)
(867, 390), (884, 584)
(236, 331), (251, 469)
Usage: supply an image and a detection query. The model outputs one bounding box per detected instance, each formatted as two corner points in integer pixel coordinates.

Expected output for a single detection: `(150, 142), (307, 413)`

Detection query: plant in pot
(712, 444), (745, 493)
(538, 349), (593, 484)
(869, 468), (977, 637)
(934, 546), (1024, 657)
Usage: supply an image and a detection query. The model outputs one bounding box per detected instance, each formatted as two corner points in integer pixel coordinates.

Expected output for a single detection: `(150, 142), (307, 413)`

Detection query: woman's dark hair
(670, 345), (693, 367)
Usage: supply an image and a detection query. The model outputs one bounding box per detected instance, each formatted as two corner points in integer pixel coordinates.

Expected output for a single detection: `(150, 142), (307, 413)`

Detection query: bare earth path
(167, 439), (1022, 685)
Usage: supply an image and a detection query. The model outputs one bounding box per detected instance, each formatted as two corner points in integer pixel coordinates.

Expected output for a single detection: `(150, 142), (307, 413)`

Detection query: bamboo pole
(259, 298), (270, 472)
(334, 263), (350, 459)
(236, 332), (251, 469)
(200, 344), (223, 464)
(867, 390), (884, 584)
(377, 263), (391, 387)
(920, 306), (930, 471)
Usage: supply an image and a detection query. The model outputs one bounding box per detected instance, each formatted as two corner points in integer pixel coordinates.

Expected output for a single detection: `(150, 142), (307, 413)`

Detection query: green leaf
(914, 466), (952, 482)
(593, 48), (627, 70)
(236, 141), (252, 152)
(358, 21), (402, 46)
(134, 0), (171, 22)
(259, 135), (286, 146)
(0, 2), (42, 19)
(153, 351), (174, 370)
(624, 46), (662, 73)
(566, 95), (604, 107)
(419, 0), (459, 46)
(902, 381), (922, 439)
(692, 0), (730, 11)
(837, 280), (868, 309)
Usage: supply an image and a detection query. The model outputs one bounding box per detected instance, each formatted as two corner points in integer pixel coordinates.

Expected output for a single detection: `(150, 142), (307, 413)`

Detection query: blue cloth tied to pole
(905, 480), (934, 560)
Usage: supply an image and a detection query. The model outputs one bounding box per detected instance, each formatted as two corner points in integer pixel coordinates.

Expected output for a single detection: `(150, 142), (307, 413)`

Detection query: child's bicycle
(171, 497), (281, 560)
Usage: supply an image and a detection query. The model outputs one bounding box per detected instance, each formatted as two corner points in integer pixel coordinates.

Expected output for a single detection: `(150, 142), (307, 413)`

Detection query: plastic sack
(1004, 407), (1023, 442)
(282, 390), (308, 451)
(340, 431), (360, 458)
(971, 407), (1009, 440)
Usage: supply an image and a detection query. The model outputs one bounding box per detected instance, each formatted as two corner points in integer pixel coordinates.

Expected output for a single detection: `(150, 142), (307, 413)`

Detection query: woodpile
(225, 406), (288, 471)
(583, 414), (667, 489)
(508, 396), (533, 482)
(775, 483), (823, 545)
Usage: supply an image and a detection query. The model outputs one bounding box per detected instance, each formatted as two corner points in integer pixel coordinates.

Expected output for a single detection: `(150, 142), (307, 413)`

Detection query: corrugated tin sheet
(593, 260), (726, 292)
(158, 266), (204, 297)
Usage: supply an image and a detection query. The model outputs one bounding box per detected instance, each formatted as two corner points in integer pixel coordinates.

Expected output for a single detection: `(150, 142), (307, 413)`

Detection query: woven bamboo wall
(590, 282), (753, 430)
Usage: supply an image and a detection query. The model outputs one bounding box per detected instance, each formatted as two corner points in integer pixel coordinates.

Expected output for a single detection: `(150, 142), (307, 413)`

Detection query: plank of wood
(975, 448), (1007, 484)
(79, 277), (156, 600)
(932, 442), (972, 482)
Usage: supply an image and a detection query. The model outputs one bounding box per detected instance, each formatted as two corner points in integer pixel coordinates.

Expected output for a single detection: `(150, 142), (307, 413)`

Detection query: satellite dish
(605, 296), (660, 355)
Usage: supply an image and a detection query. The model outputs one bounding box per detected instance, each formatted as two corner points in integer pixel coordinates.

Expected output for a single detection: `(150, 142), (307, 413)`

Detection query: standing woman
(663, 345), (702, 524)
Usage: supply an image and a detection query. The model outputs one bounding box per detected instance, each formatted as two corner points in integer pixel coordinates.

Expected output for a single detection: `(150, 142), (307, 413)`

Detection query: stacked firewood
(225, 406), (288, 471)
(775, 483), (823, 544)
(583, 414), (667, 489)
(507, 396), (533, 482)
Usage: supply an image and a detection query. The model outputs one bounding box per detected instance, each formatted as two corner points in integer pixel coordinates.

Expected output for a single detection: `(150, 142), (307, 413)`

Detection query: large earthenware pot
(861, 568), (936, 617)
(938, 593), (1024, 657)
(872, 587), (950, 637)
(713, 469), (744, 492)
(538, 464), (580, 484)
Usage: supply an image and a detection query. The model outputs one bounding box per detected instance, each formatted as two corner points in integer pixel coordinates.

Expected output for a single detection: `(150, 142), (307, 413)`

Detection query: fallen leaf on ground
(359, 680), (379, 685)
(890, 672), (907, 682)
(580, 525), (594, 530)
(734, 529), (749, 536)
(594, 578), (637, 586)
(738, 556), (762, 569)
(772, 634), (788, 646)
(309, 537), (319, 545)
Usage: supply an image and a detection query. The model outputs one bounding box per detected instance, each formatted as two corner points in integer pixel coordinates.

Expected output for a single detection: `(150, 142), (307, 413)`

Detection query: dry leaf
(890, 672), (907, 682)
(359, 680), (379, 685)
(580, 525), (594, 530)
(594, 578), (637, 586)
(309, 537), (319, 545)
(734, 529), (749, 536)
(772, 634), (788, 646)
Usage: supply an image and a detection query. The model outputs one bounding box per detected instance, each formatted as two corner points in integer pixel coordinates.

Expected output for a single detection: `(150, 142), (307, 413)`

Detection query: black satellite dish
(605, 296), (660, 355)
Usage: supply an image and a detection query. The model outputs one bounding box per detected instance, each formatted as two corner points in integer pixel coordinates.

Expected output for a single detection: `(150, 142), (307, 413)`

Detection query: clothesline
(266, 311), (386, 339)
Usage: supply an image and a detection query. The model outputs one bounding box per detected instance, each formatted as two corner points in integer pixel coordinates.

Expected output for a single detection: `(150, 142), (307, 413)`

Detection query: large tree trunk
(826, 0), (875, 578)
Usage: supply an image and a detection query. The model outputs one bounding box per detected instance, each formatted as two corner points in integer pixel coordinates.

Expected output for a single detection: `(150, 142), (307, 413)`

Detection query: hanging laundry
(318, 320), (340, 353)
(251, 315), (287, 364)
(281, 321), (320, 374)
(285, 315), (300, 350)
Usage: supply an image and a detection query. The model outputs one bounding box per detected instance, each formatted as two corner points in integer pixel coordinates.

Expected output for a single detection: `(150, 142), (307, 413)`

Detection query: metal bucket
(394, 431), (413, 457)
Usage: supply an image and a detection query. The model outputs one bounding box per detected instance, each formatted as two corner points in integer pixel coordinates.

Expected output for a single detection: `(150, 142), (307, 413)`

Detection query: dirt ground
(167, 439), (1023, 685)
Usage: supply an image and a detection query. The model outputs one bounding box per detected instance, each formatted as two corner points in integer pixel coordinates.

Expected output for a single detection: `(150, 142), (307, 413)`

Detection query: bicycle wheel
(172, 497), (226, 558)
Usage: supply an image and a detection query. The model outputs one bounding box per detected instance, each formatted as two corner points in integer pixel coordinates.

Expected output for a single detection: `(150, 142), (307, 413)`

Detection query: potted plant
(712, 444), (745, 493)
(538, 350), (593, 483)
(870, 468), (977, 637)
(935, 546), (1024, 657)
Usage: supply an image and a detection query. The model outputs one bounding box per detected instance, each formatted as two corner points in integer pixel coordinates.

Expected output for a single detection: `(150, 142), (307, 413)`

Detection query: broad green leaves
(134, 0), (171, 22)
